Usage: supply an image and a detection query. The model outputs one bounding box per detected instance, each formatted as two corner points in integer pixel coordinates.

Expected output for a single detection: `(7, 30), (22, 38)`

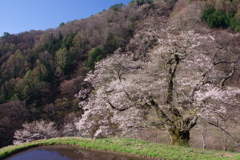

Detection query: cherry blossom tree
(13, 120), (58, 144)
(75, 29), (240, 146)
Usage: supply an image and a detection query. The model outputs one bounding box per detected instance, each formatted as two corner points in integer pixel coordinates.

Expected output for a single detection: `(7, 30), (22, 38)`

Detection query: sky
(0, 0), (131, 36)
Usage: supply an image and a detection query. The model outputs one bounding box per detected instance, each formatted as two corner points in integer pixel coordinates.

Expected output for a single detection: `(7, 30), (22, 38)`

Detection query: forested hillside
(0, 0), (161, 148)
(1, 0), (240, 152)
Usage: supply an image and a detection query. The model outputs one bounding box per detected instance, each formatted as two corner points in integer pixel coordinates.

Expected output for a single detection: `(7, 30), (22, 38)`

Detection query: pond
(5, 145), (147, 160)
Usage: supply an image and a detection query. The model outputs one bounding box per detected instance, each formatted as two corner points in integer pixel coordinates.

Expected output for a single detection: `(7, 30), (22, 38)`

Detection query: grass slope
(0, 138), (240, 160)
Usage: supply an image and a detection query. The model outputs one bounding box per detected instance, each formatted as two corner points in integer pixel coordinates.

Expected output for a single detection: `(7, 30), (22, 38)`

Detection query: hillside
(1, 0), (240, 152)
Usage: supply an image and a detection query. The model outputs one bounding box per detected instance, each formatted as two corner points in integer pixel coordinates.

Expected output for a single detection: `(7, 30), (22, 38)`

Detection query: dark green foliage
(2, 32), (11, 38)
(43, 32), (63, 54)
(62, 33), (76, 50)
(45, 38), (60, 53)
(105, 33), (123, 53)
(87, 33), (125, 70)
(230, 18), (240, 32)
(110, 3), (124, 11)
(39, 64), (54, 82)
(13, 65), (20, 78)
(0, 85), (7, 103)
(201, 8), (231, 28)
(87, 47), (104, 70)
(130, 0), (153, 6)
(201, 0), (240, 32)
(44, 32), (76, 53)
(59, 22), (65, 27)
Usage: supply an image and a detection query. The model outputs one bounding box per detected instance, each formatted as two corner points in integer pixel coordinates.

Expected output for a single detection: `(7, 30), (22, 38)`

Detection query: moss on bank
(0, 137), (240, 160)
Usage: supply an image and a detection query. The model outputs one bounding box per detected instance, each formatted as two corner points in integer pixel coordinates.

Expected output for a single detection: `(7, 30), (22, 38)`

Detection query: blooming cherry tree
(13, 120), (58, 144)
(75, 30), (240, 146)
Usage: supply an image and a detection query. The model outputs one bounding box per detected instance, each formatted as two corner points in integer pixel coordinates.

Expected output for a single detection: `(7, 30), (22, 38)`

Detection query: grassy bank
(0, 137), (240, 160)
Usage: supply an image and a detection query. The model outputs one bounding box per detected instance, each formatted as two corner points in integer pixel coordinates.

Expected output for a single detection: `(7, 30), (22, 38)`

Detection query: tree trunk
(168, 128), (190, 147)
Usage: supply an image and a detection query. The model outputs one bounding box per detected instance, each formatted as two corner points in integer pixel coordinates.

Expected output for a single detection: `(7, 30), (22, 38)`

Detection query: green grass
(0, 137), (240, 160)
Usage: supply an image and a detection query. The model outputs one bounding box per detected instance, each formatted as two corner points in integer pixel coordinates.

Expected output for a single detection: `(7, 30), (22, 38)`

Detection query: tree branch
(166, 54), (179, 104)
(107, 99), (131, 112)
(187, 115), (198, 129)
(208, 122), (235, 140)
(220, 56), (238, 87)
(145, 98), (174, 127)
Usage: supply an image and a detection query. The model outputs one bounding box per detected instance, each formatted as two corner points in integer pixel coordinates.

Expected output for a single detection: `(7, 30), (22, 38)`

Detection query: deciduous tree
(13, 120), (58, 144)
(75, 30), (240, 146)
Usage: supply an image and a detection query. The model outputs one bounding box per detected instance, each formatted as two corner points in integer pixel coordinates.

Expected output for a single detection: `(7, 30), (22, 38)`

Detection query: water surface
(5, 145), (146, 160)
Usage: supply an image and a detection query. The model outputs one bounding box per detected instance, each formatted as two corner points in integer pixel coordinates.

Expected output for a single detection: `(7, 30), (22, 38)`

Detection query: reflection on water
(6, 149), (70, 160)
(5, 146), (145, 160)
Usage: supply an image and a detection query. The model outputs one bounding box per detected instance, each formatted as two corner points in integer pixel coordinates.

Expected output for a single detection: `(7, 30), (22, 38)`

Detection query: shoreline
(0, 137), (239, 160)
(5, 144), (156, 160)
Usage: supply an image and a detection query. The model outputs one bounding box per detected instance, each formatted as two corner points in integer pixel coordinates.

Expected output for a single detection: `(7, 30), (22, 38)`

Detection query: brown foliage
(0, 101), (28, 147)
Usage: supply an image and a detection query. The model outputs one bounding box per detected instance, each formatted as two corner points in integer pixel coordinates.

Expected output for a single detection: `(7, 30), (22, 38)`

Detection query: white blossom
(75, 30), (240, 142)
